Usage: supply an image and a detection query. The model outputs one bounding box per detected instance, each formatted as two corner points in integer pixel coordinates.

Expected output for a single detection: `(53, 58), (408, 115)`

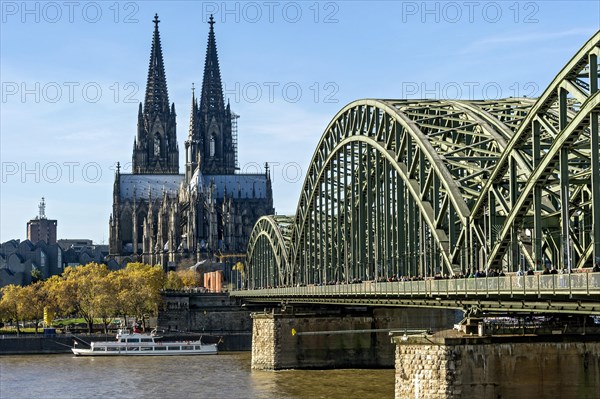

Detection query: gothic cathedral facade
(109, 15), (274, 269)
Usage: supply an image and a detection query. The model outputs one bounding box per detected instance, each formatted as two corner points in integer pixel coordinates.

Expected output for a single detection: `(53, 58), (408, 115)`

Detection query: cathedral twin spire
(112, 15), (275, 261)
(199, 15), (225, 115)
(132, 14), (178, 175)
(144, 14), (170, 115)
(133, 14), (235, 177)
(196, 14), (236, 175)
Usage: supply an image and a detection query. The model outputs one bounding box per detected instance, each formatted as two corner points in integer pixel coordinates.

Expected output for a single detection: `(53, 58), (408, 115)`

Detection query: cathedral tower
(109, 14), (274, 268)
(196, 15), (236, 175)
(132, 14), (179, 175)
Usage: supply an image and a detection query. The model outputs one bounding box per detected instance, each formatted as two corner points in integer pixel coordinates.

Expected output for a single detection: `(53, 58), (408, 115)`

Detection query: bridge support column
(393, 332), (600, 399)
(251, 307), (461, 370)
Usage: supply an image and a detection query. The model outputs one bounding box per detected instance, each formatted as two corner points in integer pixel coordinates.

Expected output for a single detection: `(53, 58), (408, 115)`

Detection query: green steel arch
(246, 215), (294, 289)
(475, 31), (600, 271)
(246, 31), (600, 289)
(287, 99), (536, 284)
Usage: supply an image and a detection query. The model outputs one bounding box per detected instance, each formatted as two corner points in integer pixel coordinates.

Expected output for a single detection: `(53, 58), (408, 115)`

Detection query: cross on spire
(153, 13), (160, 27)
(209, 14), (215, 29)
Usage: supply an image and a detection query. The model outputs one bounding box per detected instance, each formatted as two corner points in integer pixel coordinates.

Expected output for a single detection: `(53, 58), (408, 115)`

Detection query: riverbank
(0, 332), (250, 355)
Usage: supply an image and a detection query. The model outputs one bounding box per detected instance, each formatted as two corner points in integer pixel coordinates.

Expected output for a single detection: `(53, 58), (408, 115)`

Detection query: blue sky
(1, 1), (598, 244)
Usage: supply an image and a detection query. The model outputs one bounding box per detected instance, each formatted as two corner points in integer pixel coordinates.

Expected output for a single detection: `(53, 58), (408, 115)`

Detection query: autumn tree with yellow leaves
(44, 263), (112, 333)
(0, 284), (26, 333)
(115, 263), (164, 332)
(164, 271), (184, 290)
(19, 282), (46, 333)
(0, 262), (175, 333)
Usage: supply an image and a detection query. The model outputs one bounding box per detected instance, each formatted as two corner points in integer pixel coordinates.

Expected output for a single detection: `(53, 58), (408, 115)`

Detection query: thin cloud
(461, 27), (597, 54)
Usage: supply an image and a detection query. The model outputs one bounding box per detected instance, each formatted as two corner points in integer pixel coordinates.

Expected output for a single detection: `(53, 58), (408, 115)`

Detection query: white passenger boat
(71, 329), (218, 356)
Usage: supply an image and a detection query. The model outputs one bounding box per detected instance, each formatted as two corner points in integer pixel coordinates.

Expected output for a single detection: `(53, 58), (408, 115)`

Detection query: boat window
(141, 347), (153, 351)
(194, 346), (201, 350)
(93, 347), (104, 352)
(107, 347), (119, 352)
(127, 338), (140, 343)
(127, 347), (139, 351)
(166, 346), (180, 350)
(154, 346), (166, 351)
(182, 346), (193, 350)
(141, 338), (153, 343)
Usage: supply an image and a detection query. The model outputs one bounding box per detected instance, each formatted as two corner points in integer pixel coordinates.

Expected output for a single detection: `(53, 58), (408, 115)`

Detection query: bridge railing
(239, 272), (600, 299)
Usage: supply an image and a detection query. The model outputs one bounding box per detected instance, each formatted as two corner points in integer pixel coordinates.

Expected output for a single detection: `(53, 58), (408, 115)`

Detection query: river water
(0, 353), (395, 399)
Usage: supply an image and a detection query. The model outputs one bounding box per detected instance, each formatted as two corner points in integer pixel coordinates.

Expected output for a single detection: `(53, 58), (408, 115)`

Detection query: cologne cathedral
(109, 15), (274, 269)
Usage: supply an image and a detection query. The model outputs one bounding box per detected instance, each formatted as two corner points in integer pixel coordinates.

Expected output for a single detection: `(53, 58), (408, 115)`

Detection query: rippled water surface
(0, 353), (395, 399)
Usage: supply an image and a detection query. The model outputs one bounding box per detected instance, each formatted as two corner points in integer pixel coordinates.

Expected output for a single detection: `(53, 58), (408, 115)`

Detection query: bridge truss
(246, 31), (600, 291)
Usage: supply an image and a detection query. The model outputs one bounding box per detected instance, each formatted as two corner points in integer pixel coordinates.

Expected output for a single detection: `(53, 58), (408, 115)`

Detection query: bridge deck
(231, 273), (600, 315)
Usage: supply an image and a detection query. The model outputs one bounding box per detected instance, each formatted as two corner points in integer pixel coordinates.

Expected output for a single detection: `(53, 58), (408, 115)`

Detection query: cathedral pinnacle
(188, 84), (199, 139)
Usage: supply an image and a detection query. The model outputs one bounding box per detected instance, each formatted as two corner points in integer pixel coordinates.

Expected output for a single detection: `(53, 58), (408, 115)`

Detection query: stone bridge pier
(393, 332), (600, 399)
(250, 306), (461, 370)
(251, 306), (600, 398)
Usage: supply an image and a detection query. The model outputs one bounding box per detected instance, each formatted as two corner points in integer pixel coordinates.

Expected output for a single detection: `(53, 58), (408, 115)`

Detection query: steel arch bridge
(245, 31), (600, 291)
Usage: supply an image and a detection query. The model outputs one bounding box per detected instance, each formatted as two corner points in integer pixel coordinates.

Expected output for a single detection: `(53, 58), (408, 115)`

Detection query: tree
(43, 275), (67, 319)
(94, 272), (119, 334)
(178, 269), (201, 288)
(118, 263), (164, 331)
(232, 262), (246, 289)
(164, 270), (183, 290)
(0, 285), (25, 333)
(47, 263), (111, 333)
(20, 282), (46, 334)
(111, 271), (131, 328)
(31, 268), (42, 283)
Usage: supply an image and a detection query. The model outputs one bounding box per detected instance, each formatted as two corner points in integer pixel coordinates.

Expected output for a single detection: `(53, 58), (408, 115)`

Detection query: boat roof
(116, 329), (158, 339)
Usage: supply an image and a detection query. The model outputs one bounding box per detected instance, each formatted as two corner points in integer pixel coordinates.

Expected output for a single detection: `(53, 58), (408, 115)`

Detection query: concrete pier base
(393, 331), (600, 399)
(251, 307), (460, 370)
